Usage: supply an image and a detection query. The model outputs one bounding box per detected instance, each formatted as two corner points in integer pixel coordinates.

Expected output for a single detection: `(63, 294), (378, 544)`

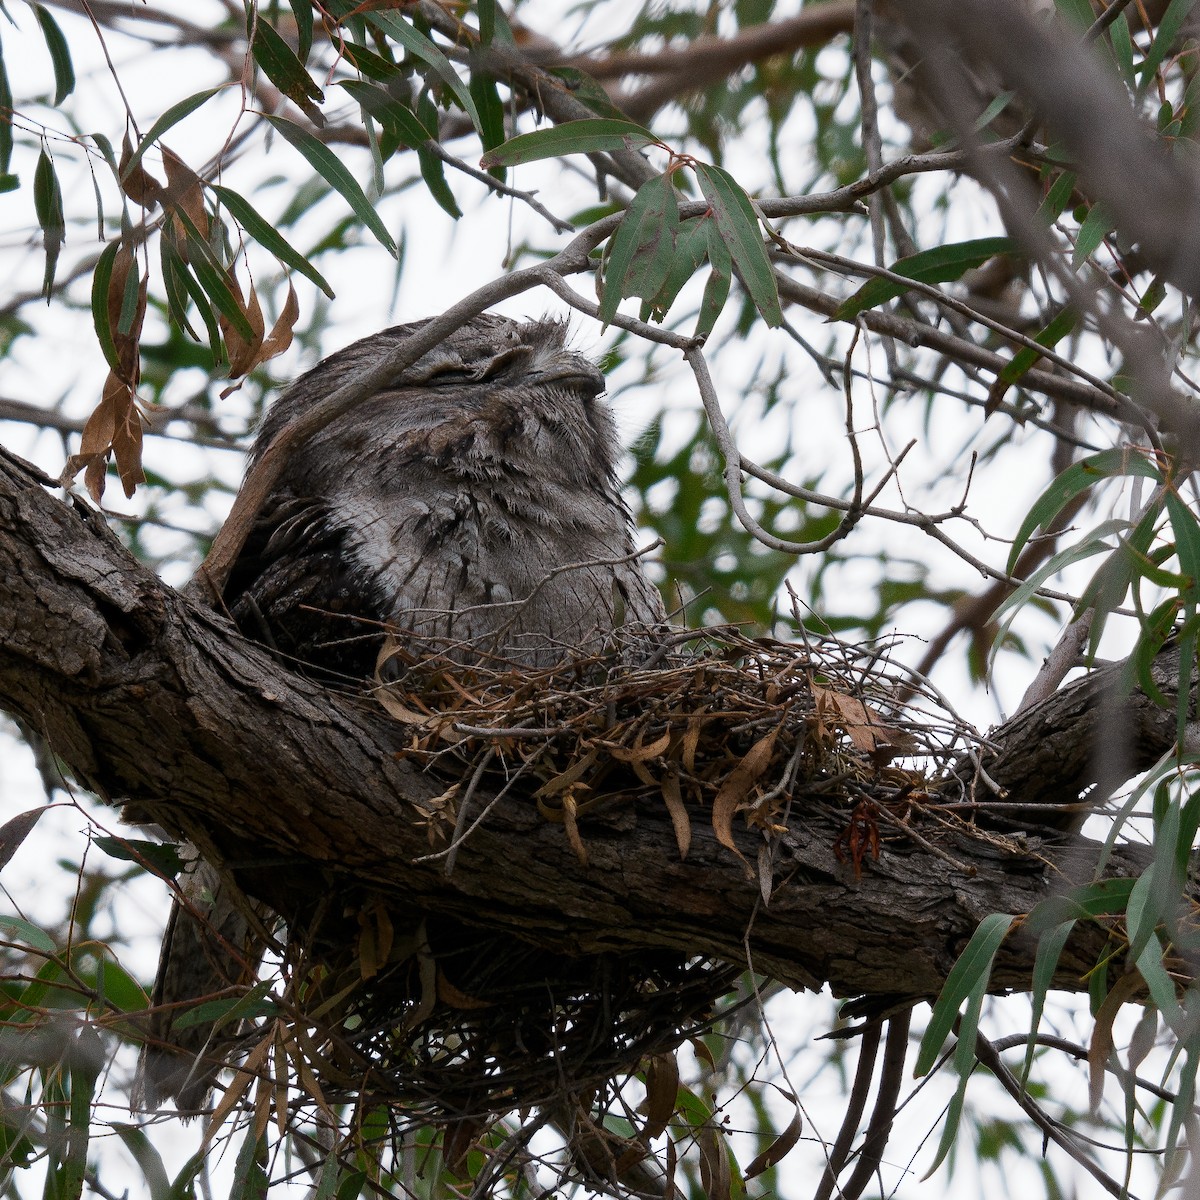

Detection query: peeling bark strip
(0, 446), (1185, 999)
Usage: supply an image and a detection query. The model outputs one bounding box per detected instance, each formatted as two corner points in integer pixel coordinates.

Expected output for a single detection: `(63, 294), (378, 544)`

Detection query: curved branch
(0, 444), (1189, 1005)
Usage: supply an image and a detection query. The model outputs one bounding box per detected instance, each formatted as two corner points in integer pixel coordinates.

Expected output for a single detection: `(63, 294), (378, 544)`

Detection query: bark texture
(0, 447), (1186, 1002)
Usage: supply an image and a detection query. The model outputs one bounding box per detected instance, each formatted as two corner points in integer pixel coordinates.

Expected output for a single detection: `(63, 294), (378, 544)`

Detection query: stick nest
(273, 626), (976, 1120)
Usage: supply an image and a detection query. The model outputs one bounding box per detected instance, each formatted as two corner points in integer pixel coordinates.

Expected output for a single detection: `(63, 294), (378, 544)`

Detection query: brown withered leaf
(220, 269), (266, 378)
(744, 1104), (803, 1179)
(78, 378), (118, 457)
(811, 684), (911, 762)
(660, 770), (691, 859)
(161, 146), (209, 239)
(639, 1053), (679, 1144)
(562, 792), (589, 866)
(106, 242), (146, 382)
(118, 133), (162, 208)
(111, 382), (145, 498)
(697, 1124), (732, 1200)
(202, 1031), (271, 1151)
(255, 280), (299, 366)
(711, 726), (779, 869)
(436, 970), (492, 1011)
(62, 374), (120, 502)
(608, 728), (671, 763)
(682, 714), (702, 774)
(0, 807), (46, 874)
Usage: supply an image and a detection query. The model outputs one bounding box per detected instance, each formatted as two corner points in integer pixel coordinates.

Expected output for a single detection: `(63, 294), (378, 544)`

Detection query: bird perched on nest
(137, 313), (667, 1110)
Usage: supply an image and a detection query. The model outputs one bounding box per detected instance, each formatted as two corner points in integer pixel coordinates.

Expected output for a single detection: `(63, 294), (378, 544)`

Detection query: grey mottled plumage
(138, 314), (666, 1110)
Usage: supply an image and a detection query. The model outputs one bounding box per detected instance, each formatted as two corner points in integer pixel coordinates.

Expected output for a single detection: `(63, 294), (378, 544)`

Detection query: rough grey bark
(0, 446), (1186, 1002)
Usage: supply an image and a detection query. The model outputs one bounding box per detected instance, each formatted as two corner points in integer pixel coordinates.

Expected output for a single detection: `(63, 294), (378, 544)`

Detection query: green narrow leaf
(263, 113), (399, 254)
(0, 38), (12, 176)
(170, 208), (255, 342)
(1007, 447), (1162, 573)
(367, 11), (480, 132)
(113, 1126), (170, 1200)
(339, 80), (431, 152)
(1036, 170), (1076, 224)
(230, 1124), (268, 1200)
(478, 0), (496, 45)
(480, 117), (658, 168)
(470, 71), (506, 172)
(696, 215), (733, 338)
(1140, 275), (1168, 317)
(997, 307), (1078, 386)
(599, 173), (680, 325)
(250, 12), (324, 119)
(33, 147), (64, 299)
(161, 236), (222, 359)
(33, 4), (73, 105)
(90, 239), (122, 372)
(697, 268), (731, 341)
(1167, 491), (1200, 596)
(1022, 918), (1075, 1085)
(915, 912), (1014, 1077)
(1106, 13), (1137, 90)
(211, 184), (334, 298)
(923, 971), (989, 1179)
(1072, 202), (1116, 268)
(416, 143), (461, 219)
(1139, 0), (1196, 88)
(694, 162), (782, 327)
(834, 237), (1015, 320)
(288, 0), (314, 64)
(121, 86), (224, 181)
(0, 913), (56, 956)
(1055, 0), (1095, 31)
(973, 90), (1015, 134)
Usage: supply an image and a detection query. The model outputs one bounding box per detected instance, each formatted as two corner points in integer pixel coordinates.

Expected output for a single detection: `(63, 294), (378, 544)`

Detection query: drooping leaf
(263, 114), (399, 254)
(33, 4), (73, 105)
(0, 807), (45, 874)
(0, 39), (12, 176)
(1139, 0), (1196, 89)
(480, 117), (659, 168)
(1007, 447), (1162, 573)
(834, 237), (1016, 320)
(1072, 201), (1116, 268)
(469, 70), (506, 170)
(417, 143), (462, 219)
(367, 10), (480, 131)
(288, 0), (314, 63)
(915, 912), (1014, 1076)
(113, 1125), (171, 1200)
(170, 207), (257, 342)
(339, 80), (431, 155)
(121, 86), (224, 181)
(599, 172), (680, 325)
(33, 146), (64, 299)
(250, 10), (323, 123)
(695, 162), (783, 327)
(211, 184), (334, 297)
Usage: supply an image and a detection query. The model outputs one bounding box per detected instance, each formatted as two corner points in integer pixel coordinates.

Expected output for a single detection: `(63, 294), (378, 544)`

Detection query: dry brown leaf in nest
(711, 726), (780, 870)
(436, 971), (493, 1011)
(356, 900), (394, 981)
(607, 728), (672, 764)
(562, 791), (589, 866)
(811, 684), (907, 761)
(660, 771), (691, 859)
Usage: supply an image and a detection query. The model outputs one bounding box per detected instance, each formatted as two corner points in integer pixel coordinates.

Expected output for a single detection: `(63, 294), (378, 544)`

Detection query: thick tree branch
(0, 446), (1184, 1003)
